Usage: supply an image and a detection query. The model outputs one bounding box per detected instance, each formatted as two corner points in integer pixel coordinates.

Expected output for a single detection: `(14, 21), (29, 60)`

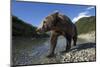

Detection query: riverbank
(12, 31), (96, 66)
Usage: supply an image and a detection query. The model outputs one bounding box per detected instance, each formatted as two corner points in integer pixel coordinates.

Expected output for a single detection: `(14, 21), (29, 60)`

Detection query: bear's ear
(53, 11), (59, 18)
(55, 11), (59, 15)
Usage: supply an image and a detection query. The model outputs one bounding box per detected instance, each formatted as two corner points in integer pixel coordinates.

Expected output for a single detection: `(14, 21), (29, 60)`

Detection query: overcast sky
(12, 0), (96, 27)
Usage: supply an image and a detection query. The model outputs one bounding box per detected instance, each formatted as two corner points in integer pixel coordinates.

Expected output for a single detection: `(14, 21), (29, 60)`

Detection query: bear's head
(36, 11), (59, 33)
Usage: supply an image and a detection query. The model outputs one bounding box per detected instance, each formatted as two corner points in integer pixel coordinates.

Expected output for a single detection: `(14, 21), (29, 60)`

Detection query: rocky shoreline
(12, 31), (96, 66)
(38, 43), (96, 64)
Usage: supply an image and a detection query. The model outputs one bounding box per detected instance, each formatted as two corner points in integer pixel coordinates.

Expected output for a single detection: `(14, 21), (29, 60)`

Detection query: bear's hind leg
(73, 35), (77, 46)
(65, 36), (72, 52)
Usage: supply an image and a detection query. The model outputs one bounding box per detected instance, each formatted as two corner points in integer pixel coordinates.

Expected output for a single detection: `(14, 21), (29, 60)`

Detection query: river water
(12, 36), (95, 66)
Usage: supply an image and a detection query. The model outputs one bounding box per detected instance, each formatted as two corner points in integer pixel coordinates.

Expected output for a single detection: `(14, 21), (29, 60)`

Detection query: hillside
(12, 16), (49, 38)
(75, 16), (96, 34)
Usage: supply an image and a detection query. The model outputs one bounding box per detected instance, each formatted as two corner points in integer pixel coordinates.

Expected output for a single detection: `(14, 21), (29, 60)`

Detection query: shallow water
(12, 36), (95, 66)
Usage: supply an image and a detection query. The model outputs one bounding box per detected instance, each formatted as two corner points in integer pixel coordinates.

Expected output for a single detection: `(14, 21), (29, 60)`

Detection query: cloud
(87, 7), (94, 10)
(72, 6), (94, 23)
(72, 11), (91, 22)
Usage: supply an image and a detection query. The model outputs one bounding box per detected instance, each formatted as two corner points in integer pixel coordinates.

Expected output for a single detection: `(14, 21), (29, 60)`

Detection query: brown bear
(36, 11), (77, 57)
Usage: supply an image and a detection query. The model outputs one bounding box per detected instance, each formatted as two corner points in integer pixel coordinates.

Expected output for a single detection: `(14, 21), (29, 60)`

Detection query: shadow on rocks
(70, 42), (96, 52)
